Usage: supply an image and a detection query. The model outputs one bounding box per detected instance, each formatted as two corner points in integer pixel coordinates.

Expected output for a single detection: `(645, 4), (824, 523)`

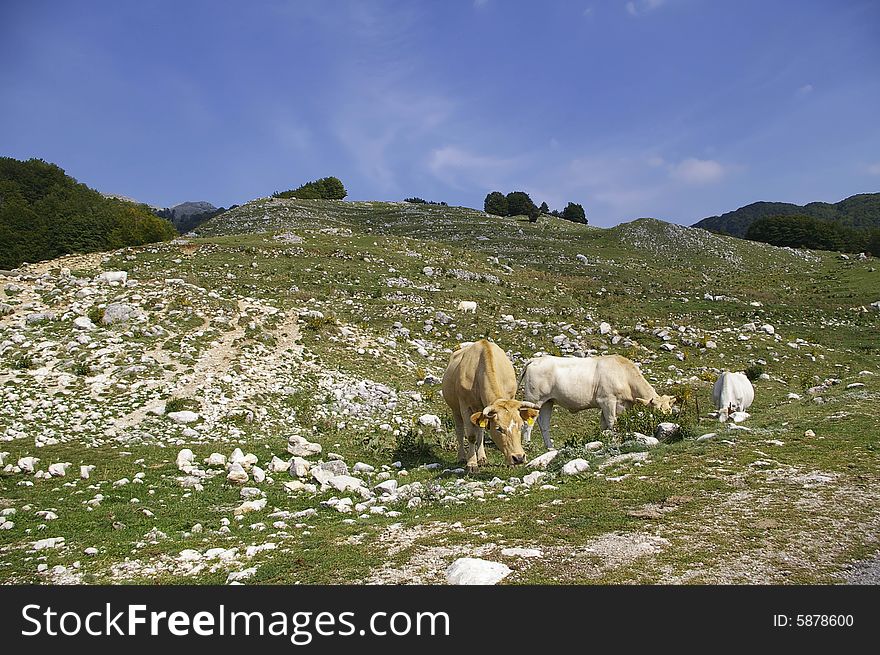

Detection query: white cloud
(427, 146), (522, 190)
(474, 0), (489, 8)
(333, 91), (454, 191)
(867, 163), (880, 176)
(669, 158), (726, 185)
(323, 4), (457, 192)
(626, 0), (666, 17)
(798, 84), (814, 95)
(583, 7), (594, 17)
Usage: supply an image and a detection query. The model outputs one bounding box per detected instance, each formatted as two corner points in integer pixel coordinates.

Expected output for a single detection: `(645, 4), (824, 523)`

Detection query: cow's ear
(470, 412), (489, 428)
(519, 407), (539, 424)
(635, 397), (648, 405)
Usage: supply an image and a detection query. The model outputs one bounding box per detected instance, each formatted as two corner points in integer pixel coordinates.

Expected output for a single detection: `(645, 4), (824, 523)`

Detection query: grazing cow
(96, 271), (127, 285)
(520, 355), (676, 447)
(456, 300), (477, 313)
(712, 371), (754, 422)
(442, 340), (539, 472)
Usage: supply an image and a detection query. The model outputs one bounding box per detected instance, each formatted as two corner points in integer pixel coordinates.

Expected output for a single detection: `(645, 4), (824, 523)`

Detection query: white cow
(96, 271), (128, 285)
(456, 300), (477, 313)
(519, 355), (676, 448)
(712, 371), (754, 422)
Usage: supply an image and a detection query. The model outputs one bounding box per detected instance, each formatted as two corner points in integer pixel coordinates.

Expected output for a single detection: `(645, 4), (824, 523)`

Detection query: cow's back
(523, 354), (655, 409)
(522, 355), (600, 409)
(443, 340), (515, 412)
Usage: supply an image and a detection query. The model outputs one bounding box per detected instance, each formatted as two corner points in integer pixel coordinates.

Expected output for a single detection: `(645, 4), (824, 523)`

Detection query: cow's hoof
(466, 464), (480, 474)
(477, 457), (487, 466)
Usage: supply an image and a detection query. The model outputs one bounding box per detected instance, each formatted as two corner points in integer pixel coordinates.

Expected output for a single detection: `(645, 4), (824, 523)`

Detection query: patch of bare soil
(651, 466), (880, 584)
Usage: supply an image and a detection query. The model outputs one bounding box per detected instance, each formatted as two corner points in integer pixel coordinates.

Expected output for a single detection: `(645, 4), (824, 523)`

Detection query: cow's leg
(537, 401), (554, 449)
(463, 424), (479, 473)
(476, 428), (487, 466)
(453, 411), (467, 463)
(599, 399), (616, 430)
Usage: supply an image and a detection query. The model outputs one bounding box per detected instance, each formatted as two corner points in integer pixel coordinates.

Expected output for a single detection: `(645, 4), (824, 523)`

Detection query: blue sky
(2, 0), (879, 226)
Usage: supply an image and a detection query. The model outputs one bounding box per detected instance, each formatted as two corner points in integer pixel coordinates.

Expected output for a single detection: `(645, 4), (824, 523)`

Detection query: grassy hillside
(0, 157), (177, 268)
(0, 197), (878, 584)
(694, 193), (880, 237)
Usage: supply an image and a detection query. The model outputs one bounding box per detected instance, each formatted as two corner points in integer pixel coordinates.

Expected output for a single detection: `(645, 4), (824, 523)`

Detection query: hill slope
(1, 196), (878, 585)
(0, 157), (177, 268)
(694, 193), (880, 237)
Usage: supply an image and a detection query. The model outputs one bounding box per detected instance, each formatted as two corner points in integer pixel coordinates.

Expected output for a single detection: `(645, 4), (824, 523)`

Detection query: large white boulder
(168, 411), (199, 424)
(527, 450), (558, 470)
(176, 449), (195, 471)
(446, 558), (512, 585)
(561, 458), (590, 476)
(226, 463), (249, 484)
(287, 435), (322, 457)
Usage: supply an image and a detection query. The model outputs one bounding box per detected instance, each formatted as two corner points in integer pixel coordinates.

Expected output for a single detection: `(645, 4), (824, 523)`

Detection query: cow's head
(636, 394), (676, 413)
(470, 400), (539, 466)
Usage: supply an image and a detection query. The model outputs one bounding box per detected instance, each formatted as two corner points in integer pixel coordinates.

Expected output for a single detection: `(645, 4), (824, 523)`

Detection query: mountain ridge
(693, 192), (880, 237)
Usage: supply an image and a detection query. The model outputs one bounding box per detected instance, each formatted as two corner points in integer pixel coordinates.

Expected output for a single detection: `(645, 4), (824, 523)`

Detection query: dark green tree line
(0, 157), (177, 269)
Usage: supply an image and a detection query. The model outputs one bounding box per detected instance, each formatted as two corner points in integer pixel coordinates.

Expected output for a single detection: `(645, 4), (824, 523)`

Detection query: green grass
(1, 197), (878, 585)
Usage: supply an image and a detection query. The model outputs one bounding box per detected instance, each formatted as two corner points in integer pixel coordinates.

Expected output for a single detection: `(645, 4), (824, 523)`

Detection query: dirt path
(21, 252), (107, 276)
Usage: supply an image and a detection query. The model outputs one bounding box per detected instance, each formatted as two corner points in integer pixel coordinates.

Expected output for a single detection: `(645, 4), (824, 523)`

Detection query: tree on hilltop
(484, 191), (508, 216)
(562, 202), (587, 224)
(273, 176), (347, 200)
(506, 191), (540, 222)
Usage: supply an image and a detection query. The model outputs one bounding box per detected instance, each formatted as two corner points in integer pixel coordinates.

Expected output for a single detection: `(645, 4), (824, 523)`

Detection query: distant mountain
(169, 201), (217, 217)
(0, 157), (177, 268)
(694, 193), (880, 237)
(156, 201), (231, 234)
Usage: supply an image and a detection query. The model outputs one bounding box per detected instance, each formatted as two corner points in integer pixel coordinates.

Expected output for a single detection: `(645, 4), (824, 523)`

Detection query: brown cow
(441, 340), (539, 472)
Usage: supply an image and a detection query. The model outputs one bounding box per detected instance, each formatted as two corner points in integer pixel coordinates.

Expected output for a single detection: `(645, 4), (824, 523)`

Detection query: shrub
(165, 397), (193, 414)
(613, 404), (675, 440)
(392, 427), (435, 462)
(13, 353), (34, 370)
(303, 313), (337, 332)
(744, 364), (764, 382)
(583, 388), (700, 445)
(87, 306), (104, 324)
(73, 360), (91, 376)
(273, 176), (347, 200)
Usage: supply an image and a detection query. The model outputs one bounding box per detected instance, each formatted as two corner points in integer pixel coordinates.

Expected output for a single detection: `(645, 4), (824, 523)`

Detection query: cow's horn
(518, 401), (541, 409)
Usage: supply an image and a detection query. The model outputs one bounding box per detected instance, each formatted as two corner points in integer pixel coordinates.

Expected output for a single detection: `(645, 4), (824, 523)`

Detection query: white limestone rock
(446, 558), (512, 585)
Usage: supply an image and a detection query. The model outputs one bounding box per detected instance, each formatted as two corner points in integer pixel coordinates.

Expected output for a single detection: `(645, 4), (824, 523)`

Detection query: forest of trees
(745, 214), (880, 256)
(484, 191), (587, 225)
(0, 157), (177, 269)
(404, 197), (447, 205)
(695, 193), (880, 237)
(273, 176), (347, 200)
